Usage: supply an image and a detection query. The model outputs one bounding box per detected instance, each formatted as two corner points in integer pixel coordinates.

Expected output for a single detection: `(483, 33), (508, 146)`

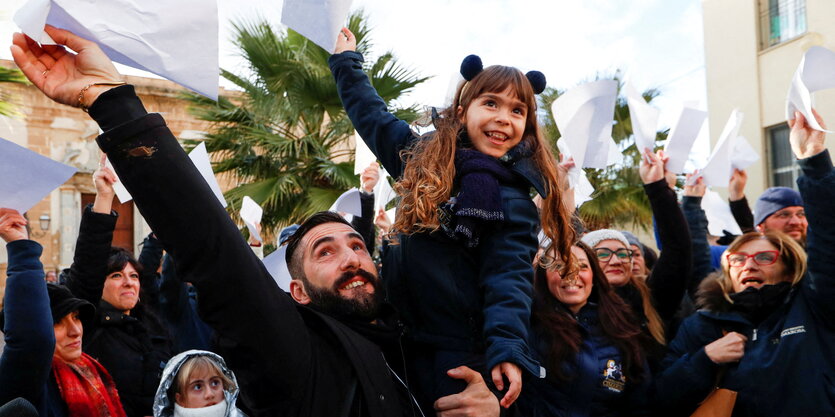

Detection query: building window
(768, 123), (800, 189)
(760, 0), (807, 49)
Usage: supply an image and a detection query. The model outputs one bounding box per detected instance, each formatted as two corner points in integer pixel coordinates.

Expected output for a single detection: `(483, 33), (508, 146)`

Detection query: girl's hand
(491, 362), (522, 408)
(333, 27), (357, 54)
(788, 109), (827, 159)
(10, 25), (122, 108)
(639, 148), (666, 185)
(0, 209), (29, 243)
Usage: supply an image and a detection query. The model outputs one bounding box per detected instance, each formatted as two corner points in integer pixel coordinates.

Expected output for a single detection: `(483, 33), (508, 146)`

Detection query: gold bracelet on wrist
(78, 81), (127, 112)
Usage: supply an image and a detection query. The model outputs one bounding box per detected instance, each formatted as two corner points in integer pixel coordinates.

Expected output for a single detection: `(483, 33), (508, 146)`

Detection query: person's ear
(755, 224), (765, 233)
(457, 105), (465, 123)
(175, 392), (183, 406)
(289, 280), (311, 304)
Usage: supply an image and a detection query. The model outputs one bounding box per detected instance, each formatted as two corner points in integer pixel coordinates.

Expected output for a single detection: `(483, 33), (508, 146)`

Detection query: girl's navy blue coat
(329, 51), (542, 378)
(653, 150), (835, 416)
(517, 304), (650, 417)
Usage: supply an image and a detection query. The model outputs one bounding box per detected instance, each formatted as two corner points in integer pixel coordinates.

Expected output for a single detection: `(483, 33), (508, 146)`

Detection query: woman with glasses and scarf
(653, 110), (835, 416)
(579, 150), (691, 372)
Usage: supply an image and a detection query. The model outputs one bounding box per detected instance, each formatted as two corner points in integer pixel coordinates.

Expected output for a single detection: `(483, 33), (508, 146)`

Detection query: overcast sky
(0, 0), (709, 160)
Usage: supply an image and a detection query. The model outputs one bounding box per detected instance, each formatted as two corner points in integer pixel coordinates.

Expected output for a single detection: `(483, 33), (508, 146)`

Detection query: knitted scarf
(52, 353), (127, 417)
(445, 148), (519, 247)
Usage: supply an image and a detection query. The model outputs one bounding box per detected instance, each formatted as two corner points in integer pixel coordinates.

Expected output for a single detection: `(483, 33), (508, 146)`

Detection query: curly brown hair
(393, 64), (574, 268)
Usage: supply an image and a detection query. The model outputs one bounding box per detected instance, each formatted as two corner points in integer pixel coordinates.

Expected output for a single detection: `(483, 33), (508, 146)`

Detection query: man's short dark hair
(284, 211), (355, 281)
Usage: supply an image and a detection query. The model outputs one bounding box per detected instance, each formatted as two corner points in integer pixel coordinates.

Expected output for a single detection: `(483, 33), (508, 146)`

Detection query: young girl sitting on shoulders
(153, 350), (246, 417)
(329, 28), (574, 409)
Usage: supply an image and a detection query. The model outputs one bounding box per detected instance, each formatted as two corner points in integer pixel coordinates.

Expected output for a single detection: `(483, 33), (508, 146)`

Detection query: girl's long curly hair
(533, 242), (647, 382)
(393, 64), (574, 268)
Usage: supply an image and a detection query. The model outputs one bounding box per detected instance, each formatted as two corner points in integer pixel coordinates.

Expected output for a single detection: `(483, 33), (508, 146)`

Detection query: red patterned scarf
(52, 353), (127, 417)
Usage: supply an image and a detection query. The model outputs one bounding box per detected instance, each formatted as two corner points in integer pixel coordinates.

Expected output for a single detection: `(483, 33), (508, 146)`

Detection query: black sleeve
(89, 85), (314, 406)
(644, 180), (692, 322)
(65, 205), (117, 310)
(681, 196), (715, 298)
(137, 232), (164, 304)
(351, 192), (377, 253)
(729, 196), (754, 233)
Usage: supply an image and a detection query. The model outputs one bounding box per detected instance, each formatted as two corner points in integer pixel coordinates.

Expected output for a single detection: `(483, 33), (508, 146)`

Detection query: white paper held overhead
(354, 130), (377, 175)
(0, 136), (77, 213)
(240, 196), (263, 243)
(105, 157), (132, 204)
(556, 139), (594, 207)
(701, 109), (744, 187)
(625, 84), (660, 156)
(330, 188), (363, 217)
(730, 136), (760, 171)
(14, 0), (220, 99)
(701, 190), (742, 236)
(551, 80), (619, 169)
(281, 0), (354, 53)
(786, 46), (835, 133)
(188, 142), (227, 208)
(262, 246), (292, 292)
(664, 105), (707, 174)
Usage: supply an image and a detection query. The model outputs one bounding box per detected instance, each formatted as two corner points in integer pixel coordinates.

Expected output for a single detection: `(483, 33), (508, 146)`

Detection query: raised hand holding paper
(663, 104), (707, 174)
(551, 80), (619, 169)
(14, 0), (219, 99)
(240, 196), (263, 243)
(556, 139), (594, 207)
(700, 109), (743, 187)
(281, 0), (354, 53)
(786, 46), (835, 133)
(0, 136), (77, 213)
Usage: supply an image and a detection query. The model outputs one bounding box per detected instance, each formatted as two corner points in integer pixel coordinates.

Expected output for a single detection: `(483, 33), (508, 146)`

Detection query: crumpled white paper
(701, 190), (742, 236)
(281, 0), (353, 53)
(786, 46), (835, 133)
(240, 196), (263, 243)
(556, 139), (595, 208)
(551, 80), (619, 169)
(700, 109), (744, 187)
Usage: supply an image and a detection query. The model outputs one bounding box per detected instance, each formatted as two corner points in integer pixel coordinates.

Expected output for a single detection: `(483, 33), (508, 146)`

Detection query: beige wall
(702, 0), (835, 201)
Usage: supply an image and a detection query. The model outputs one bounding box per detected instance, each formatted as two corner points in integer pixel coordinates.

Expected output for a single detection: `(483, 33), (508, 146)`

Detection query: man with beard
(8, 26), (499, 417)
(753, 187), (807, 244)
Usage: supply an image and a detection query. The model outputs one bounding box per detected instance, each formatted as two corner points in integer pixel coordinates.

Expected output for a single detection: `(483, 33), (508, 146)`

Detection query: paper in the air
(262, 246), (292, 292)
(701, 190), (743, 236)
(730, 136), (760, 171)
(354, 131), (377, 175)
(701, 109), (743, 187)
(188, 142), (227, 208)
(551, 80), (619, 169)
(625, 84), (660, 157)
(281, 0), (354, 53)
(14, 0), (219, 99)
(664, 105), (707, 174)
(0, 136), (77, 213)
(786, 46), (835, 132)
(374, 168), (397, 212)
(556, 139), (594, 208)
(330, 188), (363, 217)
(240, 196), (263, 243)
(105, 157), (132, 204)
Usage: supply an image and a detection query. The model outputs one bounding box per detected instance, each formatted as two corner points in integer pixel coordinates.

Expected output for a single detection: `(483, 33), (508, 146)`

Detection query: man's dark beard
(304, 268), (384, 321)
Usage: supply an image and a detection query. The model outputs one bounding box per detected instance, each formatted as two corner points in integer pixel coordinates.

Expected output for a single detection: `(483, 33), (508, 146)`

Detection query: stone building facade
(0, 59), (225, 299)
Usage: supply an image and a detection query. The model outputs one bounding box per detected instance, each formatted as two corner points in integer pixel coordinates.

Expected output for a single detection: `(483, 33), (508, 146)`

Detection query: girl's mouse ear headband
(459, 54), (547, 96)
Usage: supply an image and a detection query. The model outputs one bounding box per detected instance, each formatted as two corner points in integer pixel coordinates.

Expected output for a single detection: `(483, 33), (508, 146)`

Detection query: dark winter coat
(0, 241), (68, 417)
(653, 150), (835, 416)
(329, 51), (542, 392)
(516, 304), (650, 417)
(88, 85), (420, 417)
(64, 206), (173, 417)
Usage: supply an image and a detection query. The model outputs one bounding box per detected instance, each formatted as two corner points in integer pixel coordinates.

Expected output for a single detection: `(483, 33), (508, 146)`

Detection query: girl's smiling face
(458, 87), (527, 158)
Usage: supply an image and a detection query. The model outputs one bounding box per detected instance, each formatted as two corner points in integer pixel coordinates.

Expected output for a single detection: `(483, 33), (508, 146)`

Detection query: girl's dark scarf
(52, 353), (127, 417)
(443, 141), (532, 247)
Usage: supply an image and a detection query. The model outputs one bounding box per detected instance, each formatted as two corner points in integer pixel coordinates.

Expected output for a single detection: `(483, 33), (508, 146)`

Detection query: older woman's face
(594, 239), (632, 287)
(728, 239), (787, 293)
(54, 311), (83, 363)
(547, 246), (593, 314)
(101, 263), (140, 313)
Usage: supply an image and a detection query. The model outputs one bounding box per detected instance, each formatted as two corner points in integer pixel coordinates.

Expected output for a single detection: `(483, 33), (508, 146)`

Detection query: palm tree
(0, 66), (30, 117)
(184, 11), (428, 232)
(540, 74), (668, 231)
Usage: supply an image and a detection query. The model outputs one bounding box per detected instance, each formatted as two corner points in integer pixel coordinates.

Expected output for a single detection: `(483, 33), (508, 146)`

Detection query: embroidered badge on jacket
(601, 359), (626, 393)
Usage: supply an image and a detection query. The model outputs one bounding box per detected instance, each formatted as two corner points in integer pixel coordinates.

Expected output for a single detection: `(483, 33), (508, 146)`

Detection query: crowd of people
(0, 24), (833, 417)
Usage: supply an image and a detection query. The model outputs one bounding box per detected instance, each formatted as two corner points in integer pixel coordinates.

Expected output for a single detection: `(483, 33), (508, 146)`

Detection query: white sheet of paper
(0, 136), (77, 213)
(374, 168), (397, 212)
(556, 139), (594, 207)
(786, 46), (835, 132)
(280, 0), (353, 53)
(188, 142), (227, 208)
(730, 136), (760, 171)
(354, 130), (377, 175)
(104, 157), (132, 204)
(262, 246), (292, 292)
(664, 105), (708, 174)
(625, 84), (660, 155)
(701, 190), (743, 236)
(330, 188), (363, 217)
(551, 80), (619, 169)
(240, 196), (263, 242)
(14, 0), (219, 99)
(701, 110), (744, 187)
(385, 206), (396, 224)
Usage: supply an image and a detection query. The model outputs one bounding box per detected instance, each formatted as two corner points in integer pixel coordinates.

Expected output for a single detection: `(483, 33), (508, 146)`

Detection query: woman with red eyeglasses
(653, 109), (835, 416)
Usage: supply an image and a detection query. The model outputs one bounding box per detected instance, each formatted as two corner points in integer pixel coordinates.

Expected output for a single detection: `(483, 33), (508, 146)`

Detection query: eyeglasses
(726, 250), (780, 267)
(594, 248), (632, 262)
